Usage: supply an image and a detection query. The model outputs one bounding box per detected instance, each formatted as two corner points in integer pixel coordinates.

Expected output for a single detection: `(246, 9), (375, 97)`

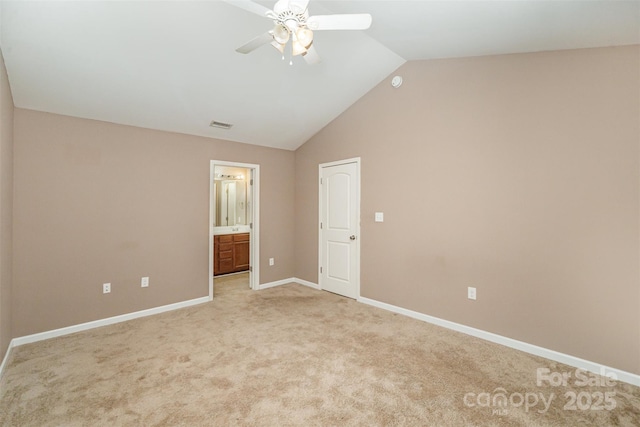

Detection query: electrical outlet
(103, 283), (111, 294)
(468, 286), (476, 300)
(141, 277), (149, 288)
(269, 258), (274, 266)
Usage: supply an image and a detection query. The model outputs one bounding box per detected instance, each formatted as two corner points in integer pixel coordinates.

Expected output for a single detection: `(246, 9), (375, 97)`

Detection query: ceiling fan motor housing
(276, 9), (308, 33)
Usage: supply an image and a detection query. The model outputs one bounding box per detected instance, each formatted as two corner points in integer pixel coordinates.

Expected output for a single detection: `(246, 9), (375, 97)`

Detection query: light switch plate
(375, 212), (384, 222)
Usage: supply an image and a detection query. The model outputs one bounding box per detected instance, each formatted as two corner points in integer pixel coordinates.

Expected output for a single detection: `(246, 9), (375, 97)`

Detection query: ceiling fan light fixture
(296, 27), (313, 48)
(273, 24), (290, 44)
(291, 39), (307, 56)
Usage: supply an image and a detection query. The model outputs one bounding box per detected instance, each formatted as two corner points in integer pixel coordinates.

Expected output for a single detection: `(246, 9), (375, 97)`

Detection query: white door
(320, 159), (360, 299)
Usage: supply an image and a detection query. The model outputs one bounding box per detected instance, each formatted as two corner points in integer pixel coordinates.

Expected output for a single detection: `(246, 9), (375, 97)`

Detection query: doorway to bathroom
(209, 160), (260, 298)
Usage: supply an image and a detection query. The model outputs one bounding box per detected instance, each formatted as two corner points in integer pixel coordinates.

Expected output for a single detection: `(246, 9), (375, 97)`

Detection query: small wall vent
(210, 120), (233, 129)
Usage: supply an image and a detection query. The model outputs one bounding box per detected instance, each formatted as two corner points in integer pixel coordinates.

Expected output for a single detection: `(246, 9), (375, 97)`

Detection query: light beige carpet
(1, 275), (639, 426)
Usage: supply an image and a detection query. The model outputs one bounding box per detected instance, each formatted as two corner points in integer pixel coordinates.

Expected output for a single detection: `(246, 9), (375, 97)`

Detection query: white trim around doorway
(209, 160), (260, 299)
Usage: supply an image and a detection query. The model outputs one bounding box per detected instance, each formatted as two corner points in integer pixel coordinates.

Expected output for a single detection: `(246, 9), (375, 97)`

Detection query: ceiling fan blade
(236, 32), (274, 54)
(224, 0), (273, 18)
(273, 0), (290, 14)
(302, 44), (321, 65)
(307, 14), (372, 31)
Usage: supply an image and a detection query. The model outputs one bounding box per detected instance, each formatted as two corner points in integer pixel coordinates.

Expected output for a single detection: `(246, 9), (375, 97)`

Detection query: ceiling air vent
(210, 120), (233, 130)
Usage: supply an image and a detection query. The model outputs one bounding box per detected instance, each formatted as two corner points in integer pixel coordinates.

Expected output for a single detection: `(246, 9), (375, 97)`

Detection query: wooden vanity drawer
(233, 233), (250, 242)
(219, 235), (233, 243)
(218, 243), (233, 253)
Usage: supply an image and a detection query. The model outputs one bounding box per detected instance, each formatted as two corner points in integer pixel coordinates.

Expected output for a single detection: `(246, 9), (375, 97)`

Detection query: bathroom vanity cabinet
(214, 233), (250, 276)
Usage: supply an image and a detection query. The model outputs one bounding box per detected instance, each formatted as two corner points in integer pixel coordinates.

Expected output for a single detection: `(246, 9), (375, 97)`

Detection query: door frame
(318, 157), (361, 299)
(209, 160), (260, 299)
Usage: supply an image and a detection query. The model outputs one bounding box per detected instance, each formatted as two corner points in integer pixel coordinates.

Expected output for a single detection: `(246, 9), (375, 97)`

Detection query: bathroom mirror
(214, 166), (249, 227)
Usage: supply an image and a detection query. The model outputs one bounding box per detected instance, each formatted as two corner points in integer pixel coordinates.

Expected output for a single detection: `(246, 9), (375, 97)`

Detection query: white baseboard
(0, 339), (15, 380)
(11, 285), (632, 389)
(258, 277), (320, 290)
(358, 296), (640, 387)
(258, 278), (297, 290)
(5, 279), (320, 371)
(11, 296), (210, 348)
(293, 277), (320, 290)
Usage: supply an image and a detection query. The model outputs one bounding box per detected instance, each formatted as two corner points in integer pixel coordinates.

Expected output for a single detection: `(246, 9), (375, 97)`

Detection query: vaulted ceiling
(1, 1), (638, 150)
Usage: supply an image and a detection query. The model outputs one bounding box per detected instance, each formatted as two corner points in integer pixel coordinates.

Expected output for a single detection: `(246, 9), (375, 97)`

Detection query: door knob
(350, 235), (356, 241)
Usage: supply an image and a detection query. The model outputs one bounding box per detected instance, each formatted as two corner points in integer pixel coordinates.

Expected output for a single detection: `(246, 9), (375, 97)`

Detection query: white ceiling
(1, 1), (638, 151)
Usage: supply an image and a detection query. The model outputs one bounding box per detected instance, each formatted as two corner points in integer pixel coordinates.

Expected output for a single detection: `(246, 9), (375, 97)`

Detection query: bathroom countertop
(213, 226), (251, 235)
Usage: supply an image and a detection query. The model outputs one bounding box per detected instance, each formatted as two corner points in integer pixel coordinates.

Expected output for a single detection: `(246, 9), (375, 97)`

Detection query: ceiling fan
(226, 0), (372, 65)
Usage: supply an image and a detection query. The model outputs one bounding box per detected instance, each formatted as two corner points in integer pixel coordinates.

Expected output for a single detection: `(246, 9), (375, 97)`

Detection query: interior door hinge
(250, 222), (253, 229)
(250, 179), (253, 185)
(320, 266), (323, 274)
(249, 266), (253, 272)
(320, 222), (323, 229)
(320, 177), (323, 185)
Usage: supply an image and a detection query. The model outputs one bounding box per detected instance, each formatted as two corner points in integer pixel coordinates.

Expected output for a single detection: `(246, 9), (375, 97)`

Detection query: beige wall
(13, 110), (295, 337)
(295, 46), (640, 374)
(0, 48), (14, 358)
(6, 45), (640, 376)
